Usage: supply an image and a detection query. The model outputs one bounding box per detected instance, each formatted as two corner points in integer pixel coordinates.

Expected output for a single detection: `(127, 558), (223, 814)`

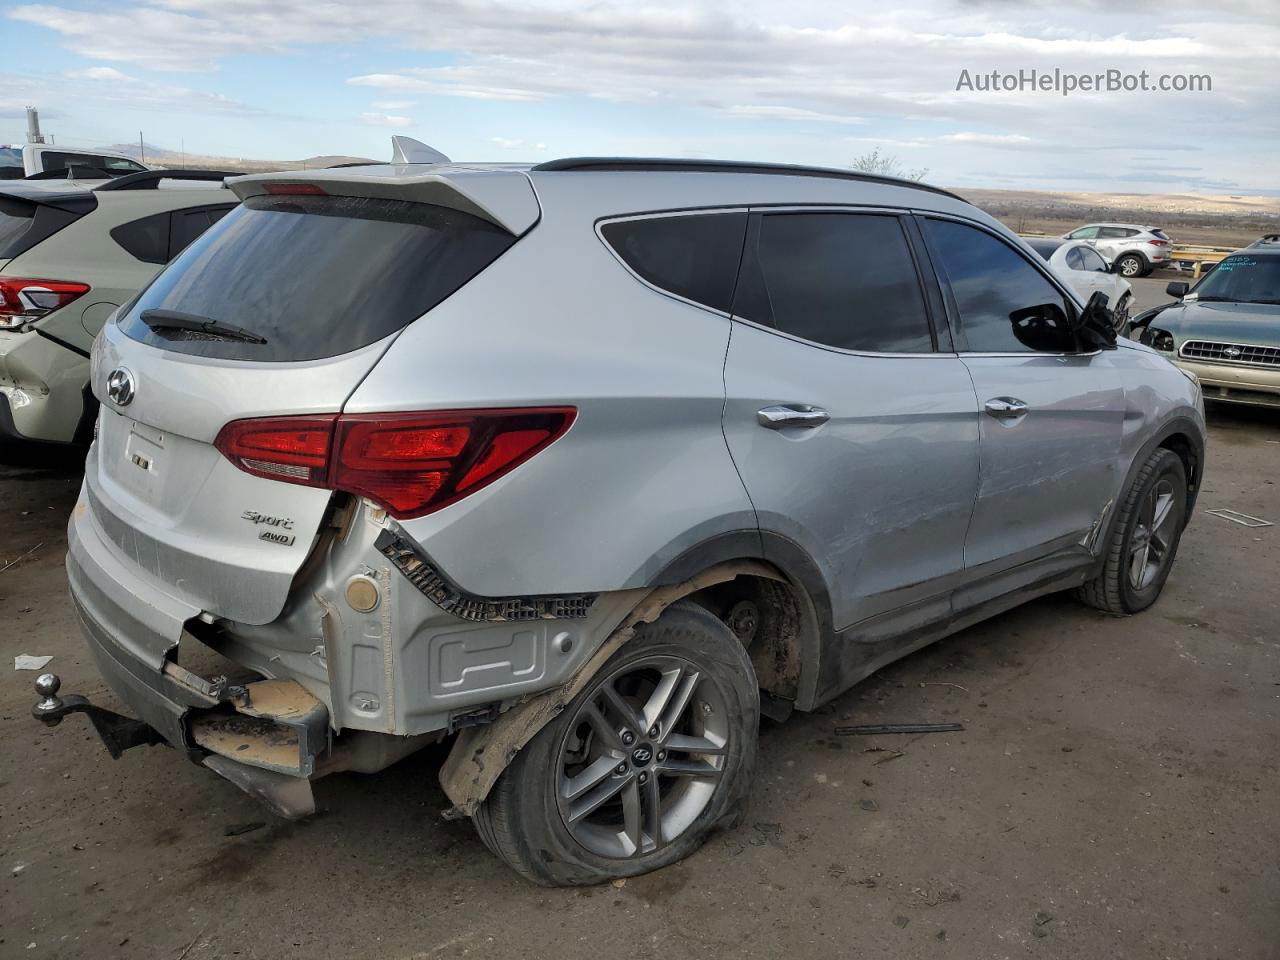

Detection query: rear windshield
(117, 193), (516, 361)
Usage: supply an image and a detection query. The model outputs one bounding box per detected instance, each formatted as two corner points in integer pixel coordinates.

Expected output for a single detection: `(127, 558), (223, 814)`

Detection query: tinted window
(38, 151), (146, 176)
(1065, 247), (1085, 270)
(925, 218), (1076, 353)
(601, 213), (746, 313)
(1025, 239), (1061, 261)
(0, 148), (22, 181)
(733, 212), (933, 353)
(118, 194), (516, 362)
(111, 211), (169, 263)
(168, 205), (234, 258)
(1068, 226), (1099, 239)
(1097, 227), (1130, 239)
(0, 194), (36, 251)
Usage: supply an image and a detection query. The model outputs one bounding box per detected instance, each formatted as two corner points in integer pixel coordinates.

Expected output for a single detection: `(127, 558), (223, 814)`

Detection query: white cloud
(359, 111), (412, 127)
(372, 99), (415, 109)
(939, 132), (1038, 145)
(489, 136), (522, 148)
(728, 105), (864, 124)
(66, 66), (134, 81)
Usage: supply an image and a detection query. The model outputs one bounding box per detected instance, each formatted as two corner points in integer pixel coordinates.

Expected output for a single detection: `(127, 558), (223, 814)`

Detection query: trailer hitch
(31, 673), (162, 759)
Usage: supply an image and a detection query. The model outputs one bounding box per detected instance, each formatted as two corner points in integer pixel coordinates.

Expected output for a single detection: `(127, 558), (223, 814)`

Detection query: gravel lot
(1, 306), (1276, 959)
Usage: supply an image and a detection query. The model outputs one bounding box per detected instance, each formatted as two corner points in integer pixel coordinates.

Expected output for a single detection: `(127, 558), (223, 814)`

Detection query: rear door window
(600, 212), (746, 313)
(732, 211), (935, 353)
(117, 193), (516, 361)
(924, 218), (1076, 354)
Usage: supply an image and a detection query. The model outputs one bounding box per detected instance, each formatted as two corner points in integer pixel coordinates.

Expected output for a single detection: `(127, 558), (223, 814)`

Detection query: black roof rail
(94, 169), (238, 191)
(530, 157), (964, 201)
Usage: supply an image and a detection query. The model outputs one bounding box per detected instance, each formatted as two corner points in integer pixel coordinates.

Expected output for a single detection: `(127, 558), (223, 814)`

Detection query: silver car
(34, 157), (1206, 886)
(1062, 222), (1173, 278)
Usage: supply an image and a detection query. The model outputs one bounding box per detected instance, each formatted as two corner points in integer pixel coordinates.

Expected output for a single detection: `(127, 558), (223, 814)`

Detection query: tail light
(215, 408), (575, 519)
(0, 276), (91, 328)
(1149, 238), (1170, 247)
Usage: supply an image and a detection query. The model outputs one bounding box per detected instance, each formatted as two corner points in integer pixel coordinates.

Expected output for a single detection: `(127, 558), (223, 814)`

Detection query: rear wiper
(140, 308), (267, 345)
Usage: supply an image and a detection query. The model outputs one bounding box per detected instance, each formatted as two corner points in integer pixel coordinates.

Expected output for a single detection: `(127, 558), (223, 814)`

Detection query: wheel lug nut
(638, 772), (648, 784)
(648, 725), (659, 738)
(656, 751), (666, 762)
(621, 731), (635, 745)
(616, 762), (628, 775)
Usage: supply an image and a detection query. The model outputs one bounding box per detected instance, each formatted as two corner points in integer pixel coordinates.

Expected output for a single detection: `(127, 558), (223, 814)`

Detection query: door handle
(757, 404), (830, 429)
(984, 397), (1029, 420)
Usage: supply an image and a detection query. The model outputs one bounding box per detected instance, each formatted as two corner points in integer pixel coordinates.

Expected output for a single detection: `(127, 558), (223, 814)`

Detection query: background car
(1062, 222), (1172, 278)
(0, 169), (237, 445)
(37, 154), (1204, 887)
(1025, 237), (1133, 329)
(1130, 245), (1280, 407)
(1, 143), (149, 181)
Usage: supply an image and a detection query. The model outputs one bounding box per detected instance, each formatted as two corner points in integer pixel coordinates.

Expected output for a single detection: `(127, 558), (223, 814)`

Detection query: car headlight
(1147, 328), (1175, 352)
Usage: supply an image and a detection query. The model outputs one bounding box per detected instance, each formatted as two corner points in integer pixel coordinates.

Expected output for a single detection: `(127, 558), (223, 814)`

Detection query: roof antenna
(390, 136), (451, 164)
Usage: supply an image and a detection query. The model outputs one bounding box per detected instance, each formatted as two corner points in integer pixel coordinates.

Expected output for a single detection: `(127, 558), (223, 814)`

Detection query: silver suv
(1061, 222), (1173, 278)
(34, 158), (1206, 886)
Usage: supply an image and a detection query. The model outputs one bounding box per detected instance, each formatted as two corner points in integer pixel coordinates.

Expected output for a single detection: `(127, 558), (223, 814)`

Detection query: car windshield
(1192, 254), (1280, 304)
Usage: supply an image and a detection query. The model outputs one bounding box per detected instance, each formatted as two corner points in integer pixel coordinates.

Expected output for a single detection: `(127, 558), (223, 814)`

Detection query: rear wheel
(1077, 448), (1187, 615)
(1112, 293), (1132, 332)
(1116, 252), (1147, 278)
(474, 601), (759, 885)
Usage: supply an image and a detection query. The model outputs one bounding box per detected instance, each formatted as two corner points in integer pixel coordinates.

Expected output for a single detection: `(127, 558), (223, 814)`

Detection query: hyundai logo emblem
(631, 744), (653, 766)
(106, 367), (135, 407)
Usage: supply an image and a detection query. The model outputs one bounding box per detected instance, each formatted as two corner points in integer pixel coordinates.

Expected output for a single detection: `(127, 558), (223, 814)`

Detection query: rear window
(0, 195), (36, 252)
(117, 194), (516, 362)
(0, 193), (92, 260)
(600, 213), (747, 313)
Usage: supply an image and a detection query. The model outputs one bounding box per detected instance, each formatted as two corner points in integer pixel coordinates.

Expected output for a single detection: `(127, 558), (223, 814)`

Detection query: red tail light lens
(1149, 238), (1170, 246)
(214, 415), (337, 486)
(214, 408), (575, 519)
(0, 275), (91, 327)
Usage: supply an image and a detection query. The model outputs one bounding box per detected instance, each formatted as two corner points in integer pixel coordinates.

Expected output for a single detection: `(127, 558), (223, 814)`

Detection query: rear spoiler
(227, 136), (538, 235)
(227, 168), (540, 235)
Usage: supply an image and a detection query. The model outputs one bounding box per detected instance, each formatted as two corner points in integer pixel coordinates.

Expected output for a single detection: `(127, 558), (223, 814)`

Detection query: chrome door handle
(757, 404), (830, 429)
(984, 397), (1029, 420)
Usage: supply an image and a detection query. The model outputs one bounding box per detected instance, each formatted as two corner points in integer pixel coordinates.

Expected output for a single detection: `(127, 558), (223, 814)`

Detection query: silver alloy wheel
(555, 655), (729, 859)
(1128, 478), (1177, 589)
(1119, 256), (1143, 278)
(1113, 294), (1130, 331)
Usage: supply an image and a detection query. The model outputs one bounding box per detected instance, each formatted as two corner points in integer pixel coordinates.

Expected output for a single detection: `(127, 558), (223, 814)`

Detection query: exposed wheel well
(1158, 431), (1201, 516)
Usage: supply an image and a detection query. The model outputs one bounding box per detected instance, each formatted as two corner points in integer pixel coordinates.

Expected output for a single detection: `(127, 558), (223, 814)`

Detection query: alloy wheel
(555, 655), (729, 859)
(1128, 478), (1178, 590)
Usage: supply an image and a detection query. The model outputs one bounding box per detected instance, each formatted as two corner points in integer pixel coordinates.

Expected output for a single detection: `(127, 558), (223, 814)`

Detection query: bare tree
(850, 148), (928, 182)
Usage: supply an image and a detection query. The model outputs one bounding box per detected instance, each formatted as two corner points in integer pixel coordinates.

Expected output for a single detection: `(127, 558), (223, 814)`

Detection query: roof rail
(530, 157), (964, 201)
(94, 169), (237, 192)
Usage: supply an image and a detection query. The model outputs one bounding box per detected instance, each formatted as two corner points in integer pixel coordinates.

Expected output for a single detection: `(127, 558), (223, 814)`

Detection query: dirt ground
(1, 342), (1277, 959)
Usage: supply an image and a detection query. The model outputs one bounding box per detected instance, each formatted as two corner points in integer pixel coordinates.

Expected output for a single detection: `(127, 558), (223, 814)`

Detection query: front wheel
(1112, 293), (1132, 332)
(474, 601), (759, 885)
(1077, 448), (1187, 615)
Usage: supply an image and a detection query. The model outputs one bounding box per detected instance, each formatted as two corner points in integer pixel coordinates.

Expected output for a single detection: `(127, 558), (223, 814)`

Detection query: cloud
(66, 66), (134, 81)
(489, 136), (522, 148)
(2, 67), (264, 118)
(372, 99), (415, 109)
(359, 111), (412, 127)
(939, 132), (1038, 145)
(728, 105), (864, 124)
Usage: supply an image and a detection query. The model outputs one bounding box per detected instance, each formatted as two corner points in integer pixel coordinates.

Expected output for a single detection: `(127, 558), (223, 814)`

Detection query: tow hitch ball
(31, 673), (162, 759)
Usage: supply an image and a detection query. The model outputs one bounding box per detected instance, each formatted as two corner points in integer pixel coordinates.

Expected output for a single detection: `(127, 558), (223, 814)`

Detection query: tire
(1112, 293), (1131, 333)
(1115, 252), (1147, 278)
(475, 601), (759, 886)
(1076, 448), (1187, 615)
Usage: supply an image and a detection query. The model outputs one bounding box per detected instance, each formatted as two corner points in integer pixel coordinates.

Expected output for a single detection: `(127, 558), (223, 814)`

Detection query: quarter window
(732, 212), (934, 353)
(601, 212), (747, 313)
(924, 218), (1076, 354)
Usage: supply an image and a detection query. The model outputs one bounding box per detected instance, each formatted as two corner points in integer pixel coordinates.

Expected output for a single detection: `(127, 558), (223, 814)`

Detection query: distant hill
(98, 143), (375, 174)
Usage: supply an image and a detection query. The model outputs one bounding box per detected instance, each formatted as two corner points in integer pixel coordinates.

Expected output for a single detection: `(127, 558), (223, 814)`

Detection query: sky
(1, 0), (1277, 194)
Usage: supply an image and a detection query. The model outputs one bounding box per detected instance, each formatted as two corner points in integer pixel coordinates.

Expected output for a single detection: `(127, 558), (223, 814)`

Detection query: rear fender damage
(437, 559), (784, 818)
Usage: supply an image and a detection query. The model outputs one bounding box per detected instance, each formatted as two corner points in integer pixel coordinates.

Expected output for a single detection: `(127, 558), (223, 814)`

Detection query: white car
(1060, 223), (1172, 278)
(1, 144), (149, 181)
(1027, 237), (1133, 329)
